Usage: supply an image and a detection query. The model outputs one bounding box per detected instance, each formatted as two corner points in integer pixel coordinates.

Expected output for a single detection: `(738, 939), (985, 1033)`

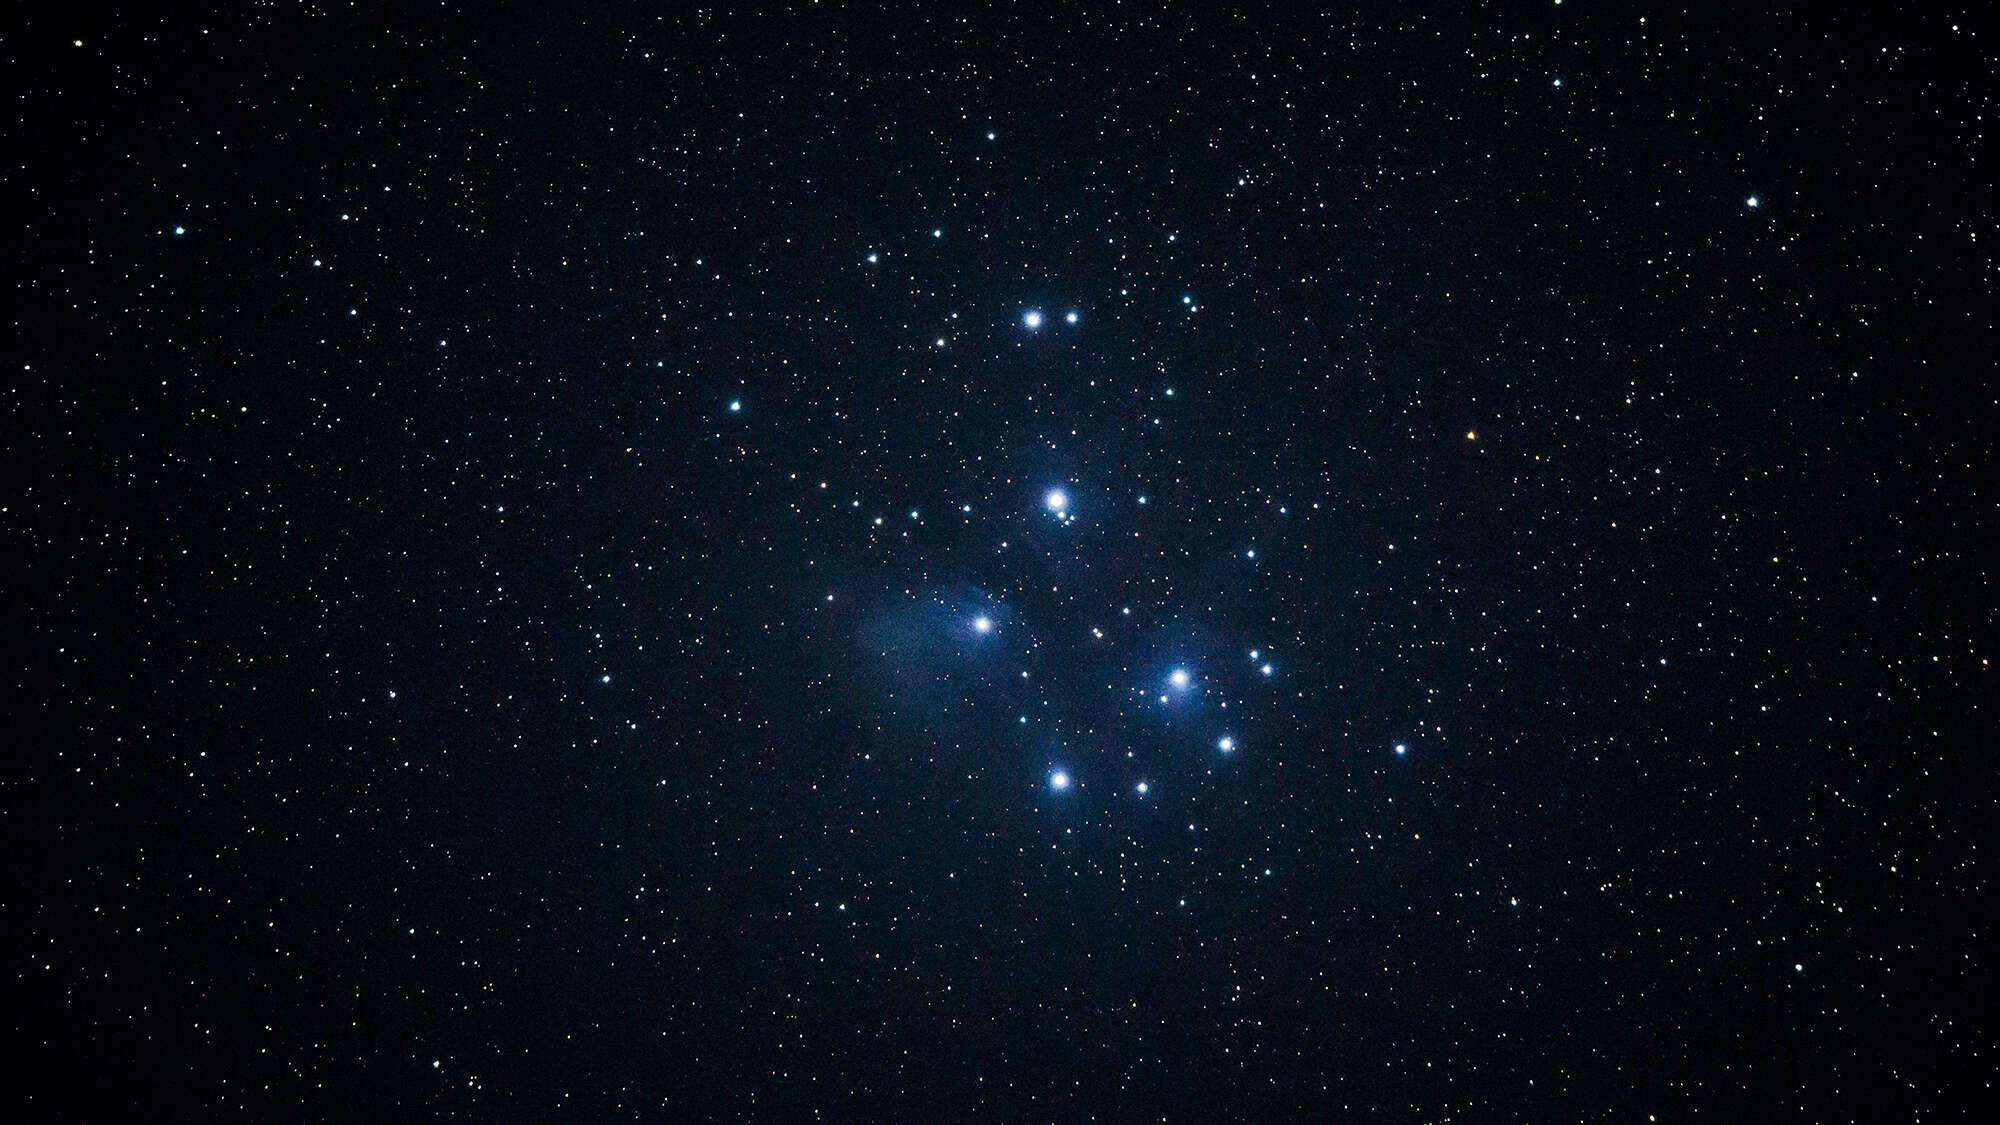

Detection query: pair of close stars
(1022, 309), (1080, 330)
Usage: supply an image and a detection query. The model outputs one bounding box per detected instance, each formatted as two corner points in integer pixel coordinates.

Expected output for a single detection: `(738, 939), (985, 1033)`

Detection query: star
(1065, 310), (1079, 324)
(728, 400), (742, 413)
(1048, 770), (1071, 791)
(1746, 195), (1761, 209)
(1022, 309), (1044, 329)
(1217, 736), (1235, 753)
(1169, 668), (1191, 690)
(973, 615), (993, 634)
(1045, 488), (1068, 512)
(1394, 743), (1407, 755)
(1135, 781), (1150, 795)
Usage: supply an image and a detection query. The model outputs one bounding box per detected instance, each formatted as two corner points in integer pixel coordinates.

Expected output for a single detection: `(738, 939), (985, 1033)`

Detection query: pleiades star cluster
(6, 2), (1993, 1121)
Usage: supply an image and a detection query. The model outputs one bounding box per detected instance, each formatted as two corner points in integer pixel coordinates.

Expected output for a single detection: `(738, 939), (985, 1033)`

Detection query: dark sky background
(6, 1), (1994, 1120)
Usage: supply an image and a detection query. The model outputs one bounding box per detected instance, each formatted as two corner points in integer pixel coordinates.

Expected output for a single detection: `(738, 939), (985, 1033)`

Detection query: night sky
(8, 2), (1996, 1120)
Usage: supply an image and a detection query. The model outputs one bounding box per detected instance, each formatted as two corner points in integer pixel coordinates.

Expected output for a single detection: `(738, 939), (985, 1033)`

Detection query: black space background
(5, 1), (1994, 1120)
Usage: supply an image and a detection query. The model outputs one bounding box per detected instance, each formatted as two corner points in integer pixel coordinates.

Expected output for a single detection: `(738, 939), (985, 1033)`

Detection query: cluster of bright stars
(952, 490), (1414, 800)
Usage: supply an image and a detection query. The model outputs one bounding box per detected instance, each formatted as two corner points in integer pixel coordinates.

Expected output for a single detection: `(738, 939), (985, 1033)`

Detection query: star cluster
(7, 3), (1993, 1122)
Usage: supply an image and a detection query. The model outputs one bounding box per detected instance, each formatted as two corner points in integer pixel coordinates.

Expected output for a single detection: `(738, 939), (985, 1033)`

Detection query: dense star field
(7, 2), (1994, 1120)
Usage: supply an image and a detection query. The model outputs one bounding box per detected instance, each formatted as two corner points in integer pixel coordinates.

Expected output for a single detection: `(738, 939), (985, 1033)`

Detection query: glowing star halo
(1045, 489), (1068, 512)
(1048, 770), (1071, 791)
(1022, 309), (1044, 329)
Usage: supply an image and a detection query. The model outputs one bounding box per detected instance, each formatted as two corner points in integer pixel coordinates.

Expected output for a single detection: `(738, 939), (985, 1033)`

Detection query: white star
(1135, 781), (1150, 795)
(1045, 488), (1068, 512)
(973, 615), (992, 634)
(1169, 668), (1191, 690)
(1746, 195), (1761, 209)
(728, 400), (742, 413)
(1394, 743), (1407, 755)
(1022, 309), (1044, 329)
(1217, 736), (1235, 752)
(1049, 770), (1071, 791)
(1065, 310), (1079, 324)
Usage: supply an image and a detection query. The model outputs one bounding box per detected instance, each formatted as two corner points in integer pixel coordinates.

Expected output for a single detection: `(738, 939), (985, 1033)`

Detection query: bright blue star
(1217, 736), (1235, 753)
(728, 400), (742, 413)
(1065, 310), (1079, 324)
(1394, 743), (1407, 756)
(1045, 489), (1068, 512)
(973, 615), (993, 634)
(1023, 309), (1044, 329)
(1169, 668), (1192, 690)
(1049, 770), (1071, 791)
